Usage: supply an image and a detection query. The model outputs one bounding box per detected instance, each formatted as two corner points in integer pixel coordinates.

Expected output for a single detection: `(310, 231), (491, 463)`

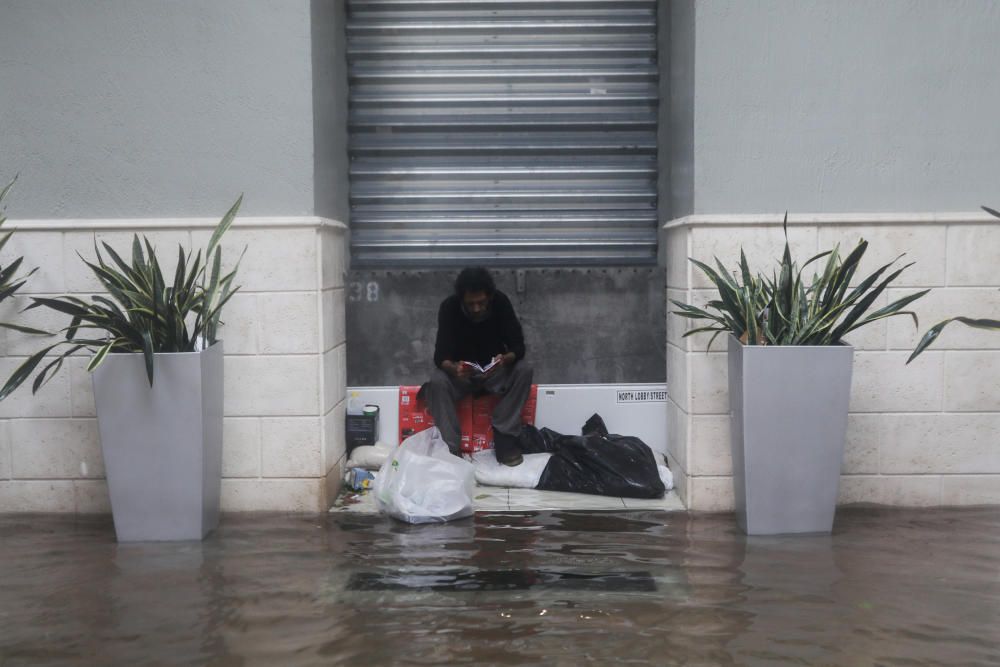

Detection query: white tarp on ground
(472, 449), (674, 493)
(471, 450), (552, 489)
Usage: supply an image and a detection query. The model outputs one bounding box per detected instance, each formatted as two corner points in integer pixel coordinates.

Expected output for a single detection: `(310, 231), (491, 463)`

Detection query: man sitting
(424, 267), (533, 466)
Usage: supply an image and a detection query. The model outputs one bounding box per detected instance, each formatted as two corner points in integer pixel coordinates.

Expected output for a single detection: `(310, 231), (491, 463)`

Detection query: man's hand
(482, 353), (516, 379)
(443, 360), (475, 380)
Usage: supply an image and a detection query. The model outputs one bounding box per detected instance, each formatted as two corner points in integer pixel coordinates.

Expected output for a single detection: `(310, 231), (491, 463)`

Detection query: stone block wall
(666, 214), (1000, 511)
(0, 218), (347, 512)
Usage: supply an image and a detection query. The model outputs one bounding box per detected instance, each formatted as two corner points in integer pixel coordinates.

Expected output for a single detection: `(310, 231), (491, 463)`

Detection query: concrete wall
(0, 2), (352, 513)
(346, 268), (666, 386)
(311, 0), (351, 222)
(0, 0), (317, 217)
(686, 0), (1000, 214)
(0, 220), (348, 512)
(664, 0), (1000, 510)
(666, 216), (1000, 510)
(664, 0), (695, 219)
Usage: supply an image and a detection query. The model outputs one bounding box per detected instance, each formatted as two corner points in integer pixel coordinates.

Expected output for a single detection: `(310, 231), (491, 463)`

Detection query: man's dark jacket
(433, 290), (526, 369)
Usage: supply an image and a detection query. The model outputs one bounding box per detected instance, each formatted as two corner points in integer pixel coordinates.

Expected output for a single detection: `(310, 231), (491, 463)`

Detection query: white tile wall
(220, 479), (322, 512)
(842, 414), (881, 475)
(665, 227), (691, 289)
(221, 417), (261, 479)
(219, 293), (260, 355)
(665, 450), (688, 507)
(838, 475), (942, 507)
(666, 342), (689, 413)
(323, 401), (346, 474)
(887, 287), (1000, 351)
(689, 476), (735, 512)
(941, 475), (1000, 505)
(0, 221), (348, 513)
(63, 230), (192, 295)
(944, 351), (1000, 412)
(665, 398), (689, 473)
(68, 357), (96, 418)
(690, 225), (817, 290)
(191, 228), (318, 292)
(689, 415), (731, 476)
(947, 225), (1000, 286)
(4, 231), (64, 293)
(257, 292), (319, 354)
(849, 351), (943, 413)
(0, 295), (69, 356)
(879, 414), (1000, 474)
(0, 358), (71, 419)
(839, 291), (889, 352)
(817, 225), (947, 288)
(0, 421), (10, 479)
(689, 352), (729, 415)
(74, 480), (111, 513)
(224, 355), (320, 417)
(321, 226), (348, 290)
(669, 288), (734, 353)
(665, 288), (691, 351)
(0, 480), (76, 512)
(10, 419), (103, 479)
(667, 218), (1000, 511)
(261, 417), (322, 477)
(322, 344), (347, 414)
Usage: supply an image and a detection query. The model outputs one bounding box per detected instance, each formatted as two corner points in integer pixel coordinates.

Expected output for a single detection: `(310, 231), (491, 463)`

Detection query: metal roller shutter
(346, 0), (659, 267)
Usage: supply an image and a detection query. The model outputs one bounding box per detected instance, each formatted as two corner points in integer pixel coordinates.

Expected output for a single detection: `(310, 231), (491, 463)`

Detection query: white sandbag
(346, 441), (394, 470)
(373, 427), (476, 524)
(657, 465), (674, 492)
(471, 449), (551, 489)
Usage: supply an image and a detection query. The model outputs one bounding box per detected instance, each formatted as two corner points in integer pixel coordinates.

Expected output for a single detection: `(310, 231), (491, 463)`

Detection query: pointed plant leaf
(0, 344), (60, 400)
(0, 322), (52, 336)
(205, 195), (243, 259)
(87, 342), (115, 372)
(909, 316), (1000, 363)
(981, 205), (1000, 220)
(141, 330), (155, 386)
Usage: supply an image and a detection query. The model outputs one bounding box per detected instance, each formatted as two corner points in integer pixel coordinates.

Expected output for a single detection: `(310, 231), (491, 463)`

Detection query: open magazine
(460, 358), (500, 374)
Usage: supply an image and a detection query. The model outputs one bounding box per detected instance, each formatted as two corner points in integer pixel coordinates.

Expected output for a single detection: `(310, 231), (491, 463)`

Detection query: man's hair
(454, 267), (496, 298)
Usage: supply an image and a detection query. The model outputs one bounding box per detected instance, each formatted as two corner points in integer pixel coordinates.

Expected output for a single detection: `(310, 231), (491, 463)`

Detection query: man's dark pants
(425, 362), (534, 461)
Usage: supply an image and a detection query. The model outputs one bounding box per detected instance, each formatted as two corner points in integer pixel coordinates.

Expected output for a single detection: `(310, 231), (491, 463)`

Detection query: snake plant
(671, 215), (929, 349)
(907, 206), (1000, 362)
(0, 176), (46, 337)
(0, 196), (245, 399)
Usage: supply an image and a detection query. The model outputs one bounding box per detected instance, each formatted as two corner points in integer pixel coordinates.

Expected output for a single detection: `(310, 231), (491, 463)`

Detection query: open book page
(460, 358), (500, 374)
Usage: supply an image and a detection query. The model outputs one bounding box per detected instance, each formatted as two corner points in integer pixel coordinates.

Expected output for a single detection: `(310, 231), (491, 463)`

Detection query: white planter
(728, 337), (854, 535)
(92, 343), (224, 542)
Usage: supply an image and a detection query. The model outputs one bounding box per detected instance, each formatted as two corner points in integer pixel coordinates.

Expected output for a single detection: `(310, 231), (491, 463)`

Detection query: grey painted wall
(688, 0), (1000, 214)
(665, 0), (695, 220)
(0, 0), (318, 217)
(311, 0), (350, 223)
(346, 268), (666, 386)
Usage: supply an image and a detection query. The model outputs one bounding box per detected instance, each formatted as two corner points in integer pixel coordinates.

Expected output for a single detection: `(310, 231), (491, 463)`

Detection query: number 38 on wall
(349, 281), (380, 303)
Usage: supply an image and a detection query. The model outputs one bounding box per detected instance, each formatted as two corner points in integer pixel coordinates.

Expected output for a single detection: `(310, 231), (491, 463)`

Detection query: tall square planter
(92, 343), (224, 542)
(728, 337), (853, 535)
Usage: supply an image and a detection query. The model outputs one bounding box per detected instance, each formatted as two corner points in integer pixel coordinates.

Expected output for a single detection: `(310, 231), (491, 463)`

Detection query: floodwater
(2, 506), (999, 666)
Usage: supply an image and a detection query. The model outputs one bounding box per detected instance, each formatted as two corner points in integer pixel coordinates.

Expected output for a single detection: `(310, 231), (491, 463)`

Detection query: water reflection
(1, 507), (999, 665)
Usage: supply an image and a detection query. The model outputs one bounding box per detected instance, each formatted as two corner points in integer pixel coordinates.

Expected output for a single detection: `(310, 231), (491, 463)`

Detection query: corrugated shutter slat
(346, 0), (659, 267)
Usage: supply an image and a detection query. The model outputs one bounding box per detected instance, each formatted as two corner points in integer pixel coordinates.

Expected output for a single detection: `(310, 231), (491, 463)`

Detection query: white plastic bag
(346, 440), (394, 470)
(373, 427), (476, 524)
(657, 465), (674, 492)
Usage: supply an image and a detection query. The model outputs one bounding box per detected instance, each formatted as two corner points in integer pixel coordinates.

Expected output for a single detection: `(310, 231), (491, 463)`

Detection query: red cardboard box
(399, 384), (538, 454)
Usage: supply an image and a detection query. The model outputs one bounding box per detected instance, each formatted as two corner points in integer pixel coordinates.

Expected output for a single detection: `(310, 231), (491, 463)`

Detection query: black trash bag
(536, 413), (665, 499)
(518, 424), (561, 454)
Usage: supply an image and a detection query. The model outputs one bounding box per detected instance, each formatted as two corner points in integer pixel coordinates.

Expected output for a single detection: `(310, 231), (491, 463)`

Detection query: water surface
(2, 507), (999, 665)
